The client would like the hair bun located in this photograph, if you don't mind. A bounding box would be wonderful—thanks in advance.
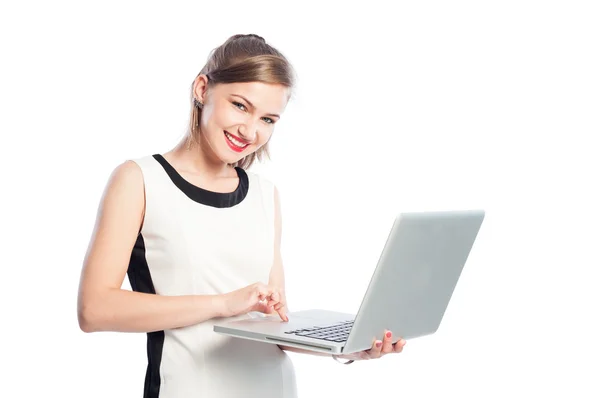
[235,33,265,42]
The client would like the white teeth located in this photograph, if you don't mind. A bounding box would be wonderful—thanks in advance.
[225,132,247,148]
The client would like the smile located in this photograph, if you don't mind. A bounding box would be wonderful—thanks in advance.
[224,131,249,152]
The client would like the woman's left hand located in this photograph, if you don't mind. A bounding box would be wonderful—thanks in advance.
[334,330,406,361]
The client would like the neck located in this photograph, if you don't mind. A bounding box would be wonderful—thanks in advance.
[171,133,234,178]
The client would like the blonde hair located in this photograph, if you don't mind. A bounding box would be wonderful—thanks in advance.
[189,34,296,169]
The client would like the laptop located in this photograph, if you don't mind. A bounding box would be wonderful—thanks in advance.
[213,209,485,355]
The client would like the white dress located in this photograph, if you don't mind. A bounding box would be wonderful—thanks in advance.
[127,154,298,398]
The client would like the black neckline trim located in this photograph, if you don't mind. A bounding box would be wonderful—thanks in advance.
[152,154,249,208]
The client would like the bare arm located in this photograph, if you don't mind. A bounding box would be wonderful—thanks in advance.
[77,161,227,333]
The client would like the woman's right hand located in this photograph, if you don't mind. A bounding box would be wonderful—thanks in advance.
[222,282,289,321]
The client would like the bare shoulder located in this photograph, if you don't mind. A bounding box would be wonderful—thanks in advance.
[80,160,146,291]
[97,159,146,233]
[97,160,146,214]
[106,160,144,193]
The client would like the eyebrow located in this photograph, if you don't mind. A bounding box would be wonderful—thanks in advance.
[231,94,281,118]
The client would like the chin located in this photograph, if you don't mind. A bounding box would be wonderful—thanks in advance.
[218,149,252,166]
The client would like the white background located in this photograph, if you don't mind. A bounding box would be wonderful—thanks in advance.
[2,1,599,397]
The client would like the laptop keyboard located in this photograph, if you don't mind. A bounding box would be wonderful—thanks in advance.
[284,320,354,343]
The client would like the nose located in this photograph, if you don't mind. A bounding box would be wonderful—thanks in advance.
[237,120,258,143]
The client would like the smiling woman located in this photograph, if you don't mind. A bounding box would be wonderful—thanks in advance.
[77,34,301,398]
[190,78,289,162]
[187,35,293,169]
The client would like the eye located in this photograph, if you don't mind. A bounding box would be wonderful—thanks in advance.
[232,101,247,111]
[233,101,275,124]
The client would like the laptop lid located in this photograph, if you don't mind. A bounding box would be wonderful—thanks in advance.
[342,209,485,354]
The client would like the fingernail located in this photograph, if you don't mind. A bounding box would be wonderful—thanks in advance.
[400,339,406,345]
[386,331,392,338]
[376,341,382,347]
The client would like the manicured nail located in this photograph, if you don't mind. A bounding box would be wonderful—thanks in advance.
[386,331,392,338]
[400,339,406,345]
[376,341,382,347]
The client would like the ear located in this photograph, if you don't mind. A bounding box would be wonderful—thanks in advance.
[193,74,209,103]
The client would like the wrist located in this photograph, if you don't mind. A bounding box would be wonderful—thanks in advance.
[213,293,230,318]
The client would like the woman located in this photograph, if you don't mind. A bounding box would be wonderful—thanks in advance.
[77,33,405,398]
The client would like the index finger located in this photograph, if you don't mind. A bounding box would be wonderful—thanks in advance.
[275,303,288,322]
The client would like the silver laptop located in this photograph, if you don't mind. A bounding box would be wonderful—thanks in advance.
[214,209,485,355]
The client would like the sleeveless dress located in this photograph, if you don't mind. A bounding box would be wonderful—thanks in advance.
[126,154,298,398]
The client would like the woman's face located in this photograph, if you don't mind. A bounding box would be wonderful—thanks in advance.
[195,77,289,165]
